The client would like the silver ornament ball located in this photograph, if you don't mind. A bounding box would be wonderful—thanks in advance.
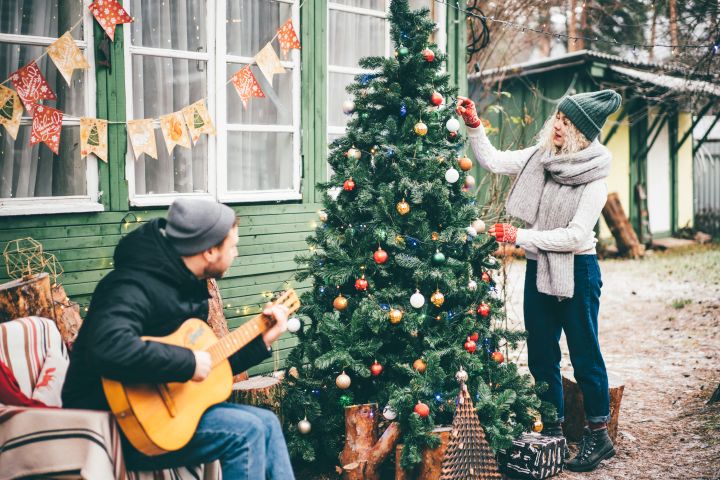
[342,100,356,115]
[287,316,301,333]
[446,117,461,133]
[298,417,312,434]
[383,405,397,420]
[468,280,478,291]
[410,290,425,309]
[445,167,460,183]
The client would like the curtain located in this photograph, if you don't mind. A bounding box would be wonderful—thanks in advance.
[0,0,85,199]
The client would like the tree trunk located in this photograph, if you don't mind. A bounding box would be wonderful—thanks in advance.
[340,403,401,480]
[232,375,284,418]
[578,2,587,50]
[51,284,83,350]
[207,278,248,382]
[602,193,643,258]
[669,0,679,54]
[649,4,658,61]
[0,273,55,324]
[395,427,452,480]
[567,0,578,52]
[562,373,625,443]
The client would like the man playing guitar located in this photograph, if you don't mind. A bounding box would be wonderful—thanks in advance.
[62,198,295,479]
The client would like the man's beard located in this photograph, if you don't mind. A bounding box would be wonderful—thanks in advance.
[203,263,228,279]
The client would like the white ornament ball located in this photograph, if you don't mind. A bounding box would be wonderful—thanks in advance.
[410,290,426,309]
[298,417,312,434]
[336,371,351,389]
[342,100,356,115]
[455,367,469,383]
[465,174,476,188]
[468,280,478,291]
[383,405,397,420]
[318,210,328,222]
[466,226,477,238]
[445,167,460,183]
[472,219,486,233]
[348,147,362,159]
[287,316,301,333]
[446,117,461,133]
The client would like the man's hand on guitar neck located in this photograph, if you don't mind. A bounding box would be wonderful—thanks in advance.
[262,302,289,350]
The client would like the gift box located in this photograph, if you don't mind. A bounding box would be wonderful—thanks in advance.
[497,432,565,479]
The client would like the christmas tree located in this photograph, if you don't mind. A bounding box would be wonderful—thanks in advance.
[87,124,100,147]
[0,96,14,120]
[282,0,549,471]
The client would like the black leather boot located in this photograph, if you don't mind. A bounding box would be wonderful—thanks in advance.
[565,427,616,472]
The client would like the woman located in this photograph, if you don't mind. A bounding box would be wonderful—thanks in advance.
[456,90,621,473]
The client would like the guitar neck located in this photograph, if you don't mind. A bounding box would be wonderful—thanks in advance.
[207,315,268,367]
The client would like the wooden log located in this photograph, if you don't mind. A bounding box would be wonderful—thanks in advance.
[0,273,55,324]
[602,192,643,258]
[51,284,83,350]
[231,375,284,419]
[340,403,401,480]
[562,373,625,443]
[395,427,452,480]
[207,278,247,382]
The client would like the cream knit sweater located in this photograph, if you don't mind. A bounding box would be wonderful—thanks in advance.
[467,125,608,260]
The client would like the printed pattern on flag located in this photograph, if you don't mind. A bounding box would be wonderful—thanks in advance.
[231,66,265,108]
[89,0,133,41]
[127,119,158,160]
[30,105,63,155]
[181,99,216,145]
[10,62,56,116]
[0,85,23,140]
[255,43,286,84]
[80,118,108,162]
[160,112,192,154]
[276,19,301,58]
[47,32,90,86]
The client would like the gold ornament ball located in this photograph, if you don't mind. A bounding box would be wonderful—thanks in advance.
[532,420,544,433]
[336,371,351,389]
[318,210,328,222]
[395,234,405,245]
[396,199,410,215]
[388,308,404,324]
[431,231,439,241]
[414,122,428,136]
[455,366,469,383]
[347,147,361,159]
[430,289,445,307]
[333,294,348,311]
[458,156,473,171]
[413,358,427,373]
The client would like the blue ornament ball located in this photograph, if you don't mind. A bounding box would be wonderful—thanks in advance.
[400,103,408,117]
[380,303,390,312]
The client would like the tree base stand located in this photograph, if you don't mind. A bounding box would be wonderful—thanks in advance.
[340,403,401,480]
[0,273,55,324]
[394,427,451,480]
[562,373,625,443]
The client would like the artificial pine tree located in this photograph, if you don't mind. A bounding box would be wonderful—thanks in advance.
[282,0,550,472]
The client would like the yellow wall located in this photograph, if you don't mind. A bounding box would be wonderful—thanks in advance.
[599,109,631,239]
[676,112,694,228]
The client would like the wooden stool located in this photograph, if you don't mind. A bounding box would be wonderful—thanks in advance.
[562,372,624,443]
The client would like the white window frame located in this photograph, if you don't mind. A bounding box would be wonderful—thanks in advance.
[124,0,302,207]
[0,3,102,217]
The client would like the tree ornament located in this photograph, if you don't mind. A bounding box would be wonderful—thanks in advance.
[347,147,361,159]
[472,219,486,233]
[287,316,301,333]
[464,174,476,188]
[318,210,328,222]
[398,46,409,57]
[444,167,460,183]
[432,250,446,265]
[343,178,356,191]
[422,48,435,62]
[342,100,355,115]
[383,405,397,420]
[355,275,369,291]
[360,112,369,121]
[399,103,407,117]
[469,332,479,342]
[430,91,443,106]
[370,360,383,376]
[396,199,410,215]
[477,302,490,317]
[336,371,351,389]
[491,351,505,363]
[468,279,478,291]
[414,122,428,136]
[414,401,430,418]
[532,419,544,433]
[333,294,348,311]
[430,289,445,307]
[410,290,425,309]
[339,394,353,407]
[458,156,473,171]
[449,131,457,139]
[373,247,388,264]
[455,366,469,383]
[413,358,427,373]
[464,337,477,353]
[298,417,312,434]
[481,272,491,283]
[431,231,439,241]
[388,308,403,324]
[446,117,461,133]
[466,226,477,238]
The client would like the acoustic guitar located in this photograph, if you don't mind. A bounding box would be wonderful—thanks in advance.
[102,289,300,456]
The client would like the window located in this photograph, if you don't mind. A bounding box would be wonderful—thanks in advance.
[124,0,301,206]
[0,0,100,216]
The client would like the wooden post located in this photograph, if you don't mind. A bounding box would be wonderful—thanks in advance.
[395,427,452,480]
[0,273,55,324]
[602,192,643,258]
[340,403,401,480]
[562,373,624,443]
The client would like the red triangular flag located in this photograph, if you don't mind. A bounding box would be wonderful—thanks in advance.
[10,62,56,116]
[231,66,265,108]
[89,0,133,41]
[276,19,301,58]
[30,105,63,155]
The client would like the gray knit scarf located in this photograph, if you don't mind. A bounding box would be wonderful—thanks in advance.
[505,140,612,299]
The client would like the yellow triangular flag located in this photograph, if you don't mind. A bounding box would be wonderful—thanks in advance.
[80,118,108,162]
[127,119,158,160]
[47,32,90,86]
[160,112,192,154]
[181,99,216,145]
[255,43,286,85]
[0,85,23,140]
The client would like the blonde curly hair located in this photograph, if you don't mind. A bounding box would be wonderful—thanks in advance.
[536,110,590,156]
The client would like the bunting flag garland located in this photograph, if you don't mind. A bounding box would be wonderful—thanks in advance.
[89,0,133,41]
[127,119,158,160]
[231,66,265,108]
[11,62,56,116]
[255,43,286,85]
[160,112,192,154]
[30,105,63,155]
[0,85,23,140]
[47,32,90,86]
[276,19,301,59]
[80,118,108,162]
[181,99,215,145]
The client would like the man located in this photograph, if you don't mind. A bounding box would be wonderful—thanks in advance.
[62,198,295,479]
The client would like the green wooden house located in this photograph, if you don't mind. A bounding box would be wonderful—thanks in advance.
[0,0,470,375]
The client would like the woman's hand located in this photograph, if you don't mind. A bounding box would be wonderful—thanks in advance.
[488,223,518,244]
[456,96,482,128]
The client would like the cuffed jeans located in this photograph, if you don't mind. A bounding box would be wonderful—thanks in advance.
[123,402,295,479]
[524,255,610,424]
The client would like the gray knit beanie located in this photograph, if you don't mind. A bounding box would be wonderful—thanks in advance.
[557,89,622,142]
[165,198,236,255]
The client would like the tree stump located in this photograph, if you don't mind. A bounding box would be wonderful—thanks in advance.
[395,427,451,480]
[51,284,83,350]
[602,192,643,258]
[231,375,284,419]
[0,273,55,324]
[207,278,247,382]
[562,373,624,443]
[340,403,401,480]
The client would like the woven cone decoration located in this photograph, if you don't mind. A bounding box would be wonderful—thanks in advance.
[440,382,502,480]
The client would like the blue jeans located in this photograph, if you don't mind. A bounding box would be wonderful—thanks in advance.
[122,402,295,479]
[524,255,610,424]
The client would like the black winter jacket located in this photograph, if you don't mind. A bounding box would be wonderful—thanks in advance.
[62,218,270,410]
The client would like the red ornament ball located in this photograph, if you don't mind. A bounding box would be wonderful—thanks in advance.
[343,178,355,191]
[449,131,457,139]
[370,360,383,376]
[414,402,430,418]
[373,247,388,264]
[481,272,491,283]
[491,351,505,364]
[355,276,368,291]
[422,48,435,62]
[477,303,490,317]
[464,337,477,353]
[430,91,443,106]
[469,332,479,342]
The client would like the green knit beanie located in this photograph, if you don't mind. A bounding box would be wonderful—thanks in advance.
[557,89,622,142]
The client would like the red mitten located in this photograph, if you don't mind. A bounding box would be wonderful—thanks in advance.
[456,96,482,128]
[491,223,518,244]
